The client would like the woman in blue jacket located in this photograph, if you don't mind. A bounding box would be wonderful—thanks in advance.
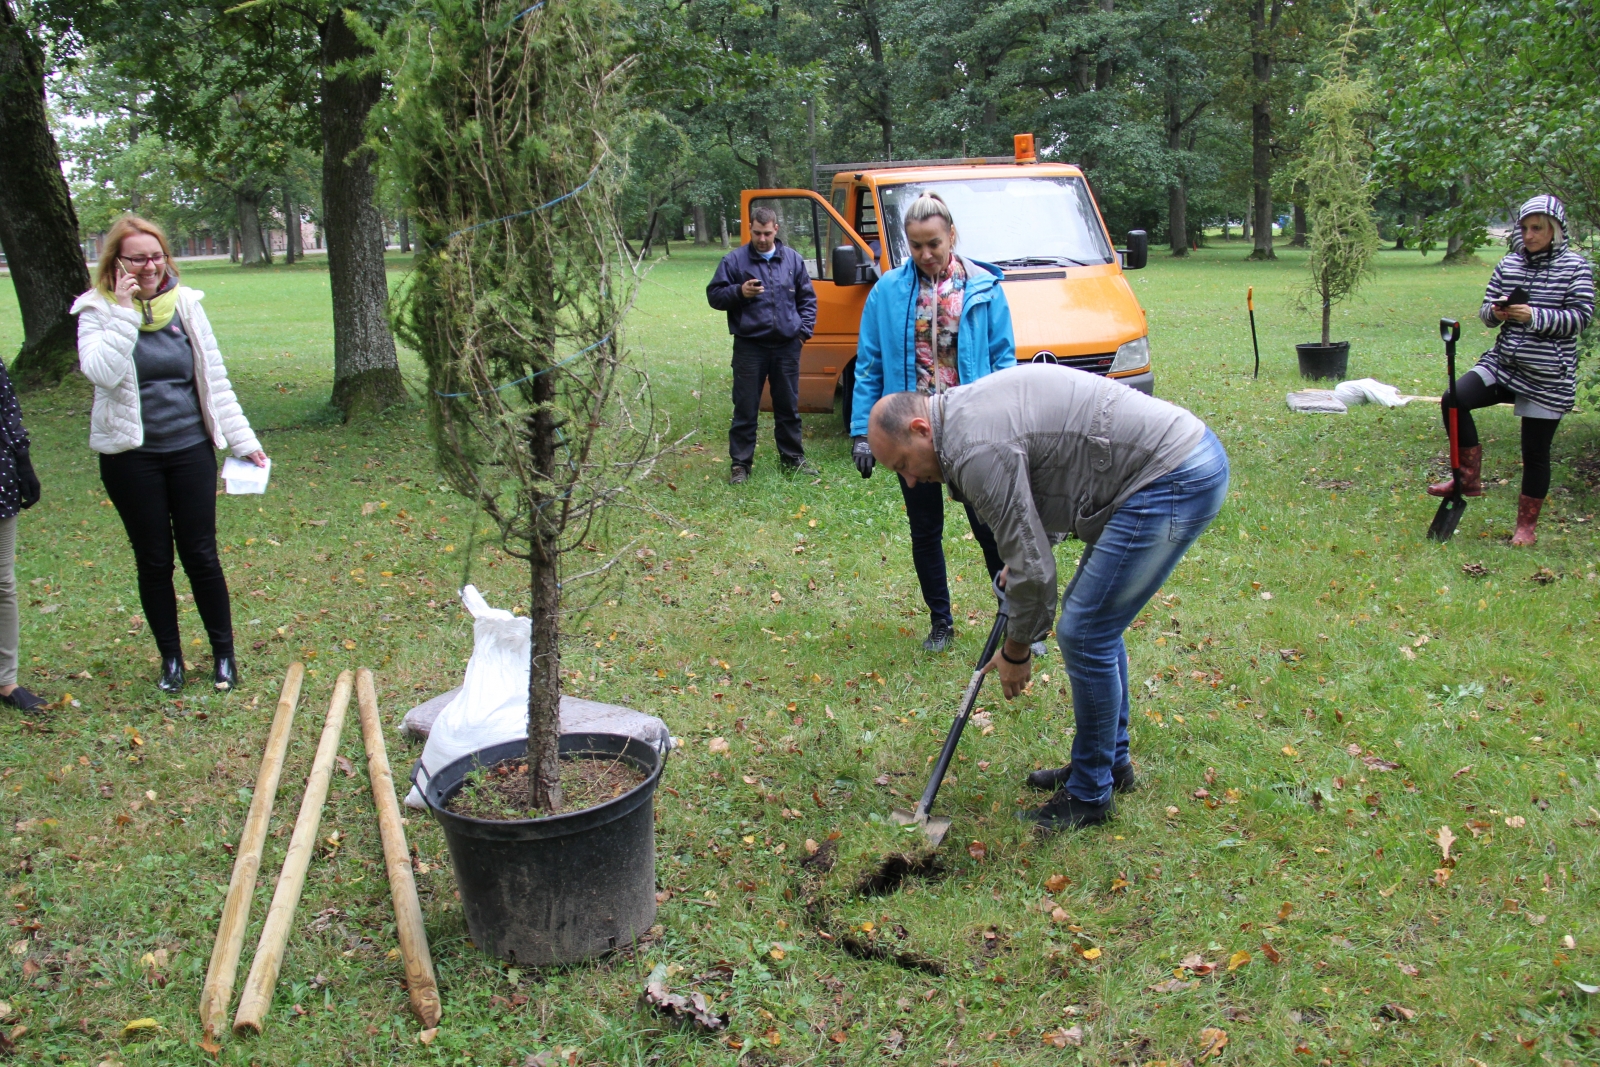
[850,192,1015,651]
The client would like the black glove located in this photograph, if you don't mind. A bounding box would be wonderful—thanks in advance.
[15,450,38,510]
[851,435,875,479]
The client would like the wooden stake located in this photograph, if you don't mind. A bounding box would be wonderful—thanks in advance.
[355,668,442,1026]
[198,662,305,1039]
[232,670,353,1035]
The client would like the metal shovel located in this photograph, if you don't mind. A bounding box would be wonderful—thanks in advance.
[1427,318,1467,542]
[890,577,1010,848]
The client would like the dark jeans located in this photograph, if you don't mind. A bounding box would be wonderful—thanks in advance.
[899,475,1004,629]
[1442,370,1560,498]
[729,335,804,469]
[101,440,234,660]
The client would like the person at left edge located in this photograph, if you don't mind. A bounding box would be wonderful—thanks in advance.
[0,358,45,711]
[706,204,818,484]
[72,214,267,694]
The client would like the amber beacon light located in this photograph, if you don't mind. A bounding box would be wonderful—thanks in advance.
[1013,133,1037,163]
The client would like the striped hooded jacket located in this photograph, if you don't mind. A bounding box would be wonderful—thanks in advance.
[1474,195,1595,415]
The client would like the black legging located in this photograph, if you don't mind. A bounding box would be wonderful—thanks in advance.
[898,475,1004,629]
[101,440,234,659]
[1440,371,1560,499]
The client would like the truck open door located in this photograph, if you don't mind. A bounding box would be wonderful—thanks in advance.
[740,189,876,417]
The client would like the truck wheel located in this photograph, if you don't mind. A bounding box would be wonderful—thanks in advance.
[838,361,856,433]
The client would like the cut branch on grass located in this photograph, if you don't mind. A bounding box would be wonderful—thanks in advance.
[386,0,660,813]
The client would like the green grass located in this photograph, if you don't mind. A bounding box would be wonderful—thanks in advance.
[2,243,1599,1066]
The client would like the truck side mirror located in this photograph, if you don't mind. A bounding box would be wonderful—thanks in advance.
[1120,230,1149,271]
[832,244,877,286]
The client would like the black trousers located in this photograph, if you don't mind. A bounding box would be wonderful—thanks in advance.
[899,475,1004,629]
[101,441,234,660]
[1441,371,1560,498]
[729,335,804,469]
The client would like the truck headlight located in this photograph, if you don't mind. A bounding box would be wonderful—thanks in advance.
[1110,335,1149,373]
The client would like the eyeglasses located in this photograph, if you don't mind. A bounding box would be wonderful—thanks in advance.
[118,254,167,268]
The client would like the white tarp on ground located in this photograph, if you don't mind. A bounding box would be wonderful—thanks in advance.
[401,585,671,808]
[1288,378,1423,414]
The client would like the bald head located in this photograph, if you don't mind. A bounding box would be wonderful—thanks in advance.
[868,392,943,486]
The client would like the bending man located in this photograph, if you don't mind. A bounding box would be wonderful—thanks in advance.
[868,365,1228,830]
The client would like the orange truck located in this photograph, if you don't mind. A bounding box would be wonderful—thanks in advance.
[741,134,1153,427]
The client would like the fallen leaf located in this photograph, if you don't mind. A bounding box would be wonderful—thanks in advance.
[1045,873,1070,893]
[199,1036,222,1055]
[883,1029,904,1052]
[1398,962,1419,977]
[1505,815,1526,829]
[1260,941,1282,964]
[1042,1026,1084,1047]
[1181,953,1216,976]
[1227,950,1251,972]
[1379,1003,1416,1022]
[1150,978,1200,993]
[121,1018,161,1039]
[418,1028,438,1045]
[1362,755,1400,771]
[1572,980,1600,995]
[770,591,783,603]
[1346,743,1363,756]
[1465,819,1492,838]
[804,838,819,855]
[335,755,355,778]
[1080,946,1102,961]
[967,841,987,861]
[361,502,378,516]
[1198,1026,1229,1058]
[1435,825,1456,864]
[1433,868,1452,887]
[1452,765,1474,779]
[1281,745,1298,757]
[641,963,728,1032]
[1278,901,1293,921]
[343,639,357,650]
[1050,906,1069,924]
[708,737,730,755]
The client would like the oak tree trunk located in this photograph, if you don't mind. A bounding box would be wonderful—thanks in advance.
[692,202,708,245]
[0,0,91,386]
[1168,181,1188,257]
[757,154,778,190]
[237,190,271,265]
[282,186,297,264]
[1248,0,1279,261]
[1291,192,1307,248]
[321,8,405,419]
[719,214,729,249]
[399,213,410,253]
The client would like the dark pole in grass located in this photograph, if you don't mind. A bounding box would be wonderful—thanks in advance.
[1248,286,1260,379]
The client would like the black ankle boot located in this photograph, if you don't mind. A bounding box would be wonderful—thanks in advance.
[1018,788,1115,832]
[213,654,240,692]
[158,656,185,693]
[1026,761,1137,794]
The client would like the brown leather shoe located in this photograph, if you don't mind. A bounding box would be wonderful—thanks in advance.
[1428,444,1483,497]
[1511,494,1543,546]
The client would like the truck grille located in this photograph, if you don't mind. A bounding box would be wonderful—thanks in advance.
[1031,351,1115,375]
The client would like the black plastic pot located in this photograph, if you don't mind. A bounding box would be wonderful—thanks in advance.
[1296,341,1350,380]
[417,732,665,966]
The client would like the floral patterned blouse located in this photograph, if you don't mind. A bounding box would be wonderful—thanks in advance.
[914,257,967,394]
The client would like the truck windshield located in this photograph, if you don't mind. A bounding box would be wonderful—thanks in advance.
[878,177,1114,269]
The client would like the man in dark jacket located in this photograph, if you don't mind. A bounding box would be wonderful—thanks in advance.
[706,206,818,483]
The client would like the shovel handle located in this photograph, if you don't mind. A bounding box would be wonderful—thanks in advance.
[1441,318,1462,472]
[912,605,1010,822]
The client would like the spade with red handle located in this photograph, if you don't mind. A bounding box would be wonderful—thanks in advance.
[1427,318,1466,542]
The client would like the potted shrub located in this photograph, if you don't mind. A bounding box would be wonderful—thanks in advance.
[387,0,665,965]
[1296,32,1380,380]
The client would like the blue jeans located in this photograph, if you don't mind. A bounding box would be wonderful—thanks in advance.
[1057,429,1229,804]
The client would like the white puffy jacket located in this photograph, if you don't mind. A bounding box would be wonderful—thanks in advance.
[72,286,262,457]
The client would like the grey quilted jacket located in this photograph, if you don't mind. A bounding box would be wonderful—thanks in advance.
[930,364,1206,643]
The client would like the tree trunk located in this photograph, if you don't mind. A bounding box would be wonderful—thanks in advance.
[321,8,405,419]
[757,154,778,189]
[282,186,296,265]
[526,372,564,814]
[692,202,708,246]
[1248,0,1279,261]
[399,213,410,253]
[0,0,91,386]
[1291,194,1307,248]
[237,190,271,265]
[1095,0,1114,90]
[229,230,238,262]
[1168,181,1188,257]
[1321,293,1331,346]
[1242,193,1252,241]
[719,213,729,249]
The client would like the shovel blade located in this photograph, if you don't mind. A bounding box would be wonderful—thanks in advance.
[889,808,952,848]
[1427,494,1467,542]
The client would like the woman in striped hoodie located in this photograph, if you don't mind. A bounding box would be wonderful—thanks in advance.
[1428,195,1595,545]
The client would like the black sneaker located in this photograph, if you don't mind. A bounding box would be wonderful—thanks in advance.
[729,466,750,485]
[922,622,955,652]
[1019,788,1115,832]
[1026,761,1137,794]
[0,685,46,711]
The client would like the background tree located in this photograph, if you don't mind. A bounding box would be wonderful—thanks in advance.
[0,0,90,385]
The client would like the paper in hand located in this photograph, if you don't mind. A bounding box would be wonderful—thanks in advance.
[222,456,271,495]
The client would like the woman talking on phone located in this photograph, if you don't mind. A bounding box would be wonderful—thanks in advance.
[72,216,267,692]
[1428,195,1594,546]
